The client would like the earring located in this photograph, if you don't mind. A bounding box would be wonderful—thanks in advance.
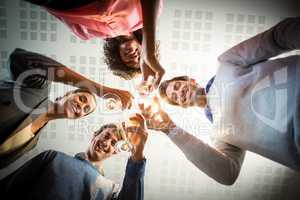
[190,78,196,85]
[55,96,62,102]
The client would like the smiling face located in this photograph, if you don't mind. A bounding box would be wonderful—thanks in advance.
[165,80,198,107]
[62,91,96,119]
[118,36,141,69]
[88,126,122,162]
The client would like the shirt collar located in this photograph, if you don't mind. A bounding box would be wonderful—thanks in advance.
[74,152,105,176]
[204,76,215,123]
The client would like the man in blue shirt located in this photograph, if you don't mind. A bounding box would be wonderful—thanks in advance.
[0,113,147,200]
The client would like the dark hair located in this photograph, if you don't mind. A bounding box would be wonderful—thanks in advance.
[94,123,117,137]
[159,76,191,106]
[103,29,160,80]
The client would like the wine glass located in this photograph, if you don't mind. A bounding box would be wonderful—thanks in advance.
[135,76,155,97]
[114,125,133,153]
[114,140,133,153]
[102,93,122,112]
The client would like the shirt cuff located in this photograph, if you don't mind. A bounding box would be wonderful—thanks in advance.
[126,158,146,177]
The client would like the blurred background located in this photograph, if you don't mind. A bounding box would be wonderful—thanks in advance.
[0,0,300,199]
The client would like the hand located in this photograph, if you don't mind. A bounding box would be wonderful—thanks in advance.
[122,113,148,161]
[140,50,165,89]
[138,97,176,134]
[106,89,134,110]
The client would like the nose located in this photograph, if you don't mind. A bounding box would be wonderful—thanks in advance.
[103,140,113,150]
[180,87,188,104]
[103,141,109,148]
[126,48,134,55]
[75,98,87,115]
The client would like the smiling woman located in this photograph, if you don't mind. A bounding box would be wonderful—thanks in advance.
[54,89,97,119]
[24,0,165,86]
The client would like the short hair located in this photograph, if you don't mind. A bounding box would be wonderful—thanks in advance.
[94,123,118,137]
[103,29,160,80]
[158,76,191,106]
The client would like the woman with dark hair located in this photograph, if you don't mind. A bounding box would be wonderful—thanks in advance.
[25,0,165,86]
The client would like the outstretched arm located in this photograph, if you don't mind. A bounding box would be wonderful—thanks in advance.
[9,48,133,109]
[165,126,245,185]
[218,17,300,67]
[115,113,148,200]
[115,158,146,200]
[140,0,165,88]
[139,101,245,185]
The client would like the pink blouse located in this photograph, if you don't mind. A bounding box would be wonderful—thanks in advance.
[46,0,162,40]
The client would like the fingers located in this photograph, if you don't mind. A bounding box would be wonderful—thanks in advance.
[128,116,140,124]
[121,98,132,110]
[153,70,165,89]
[153,96,160,107]
[117,90,134,110]
[138,103,152,119]
[141,63,149,82]
[126,127,148,144]
[121,122,126,133]
[133,113,145,121]
[138,103,145,111]
[128,92,134,99]
[127,100,132,109]
[145,105,152,113]
[129,114,145,129]
[126,126,139,134]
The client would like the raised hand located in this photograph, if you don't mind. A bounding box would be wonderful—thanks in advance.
[122,113,148,161]
[138,97,175,133]
[140,54,165,89]
[104,89,134,110]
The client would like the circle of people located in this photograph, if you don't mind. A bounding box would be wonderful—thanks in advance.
[1,1,299,199]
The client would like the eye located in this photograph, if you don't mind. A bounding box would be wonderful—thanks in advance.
[182,85,188,93]
[83,105,91,113]
[79,95,87,103]
[174,82,181,90]
[111,140,117,146]
[104,133,111,140]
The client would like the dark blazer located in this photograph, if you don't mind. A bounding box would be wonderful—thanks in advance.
[0,48,63,168]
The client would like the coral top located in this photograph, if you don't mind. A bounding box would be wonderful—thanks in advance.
[46,0,162,40]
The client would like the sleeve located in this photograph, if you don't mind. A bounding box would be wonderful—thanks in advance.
[24,0,94,10]
[218,17,300,68]
[114,158,146,200]
[9,48,64,89]
[0,150,57,196]
[168,127,245,185]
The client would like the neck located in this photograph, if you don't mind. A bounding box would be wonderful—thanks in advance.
[31,112,50,134]
[85,150,104,173]
[46,103,66,120]
[195,87,207,108]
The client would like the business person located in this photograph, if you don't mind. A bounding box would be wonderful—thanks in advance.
[0,48,130,167]
[25,0,165,86]
[0,114,148,200]
[140,17,300,185]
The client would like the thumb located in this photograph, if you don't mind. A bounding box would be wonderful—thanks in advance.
[153,96,161,107]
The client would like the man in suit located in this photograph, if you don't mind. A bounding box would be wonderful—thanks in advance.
[0,114,148,200]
